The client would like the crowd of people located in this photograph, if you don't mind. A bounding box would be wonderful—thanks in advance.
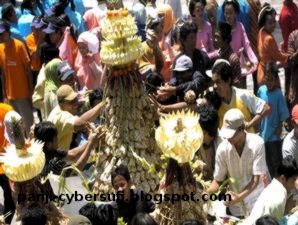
[0,0,297,224]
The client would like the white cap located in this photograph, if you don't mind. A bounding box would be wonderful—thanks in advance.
[220,108,244,139]
[173,55,193,72]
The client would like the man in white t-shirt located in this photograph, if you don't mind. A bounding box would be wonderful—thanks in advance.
[282,105,298,164]
[206,108,269,217]
[240,157,298,225]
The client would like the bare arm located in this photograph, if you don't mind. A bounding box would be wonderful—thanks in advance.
[245,103,270,130]
[74,101,104,130]
[64,142,88,162]
[74,133,98,170]
[206,179,221,194]
[226,175,260,206]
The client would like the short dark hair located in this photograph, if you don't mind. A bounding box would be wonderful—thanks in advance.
[79,203,117,225]
[89,89,103,107]
[256,215,279,225]
[276,156,298,180]
[21,204,47,225]
[179,21,197,42]
[144,71,163,94]
[131,213,158,225]
[197,103,219,137]
[181,220,205,225]
[189,0,207,17]
[211,61,233,83]
[222,0,240,14]
[216,21,232,43]
[34,121,58,144]
[40,42,60,65]
[1,3,15,22]
[111,164,131,186]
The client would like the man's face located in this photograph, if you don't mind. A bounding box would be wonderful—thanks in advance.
[212,73,230,99]
[176,70,192,83]
[182,32,196,52]
[283,176,298,192]
[227,127,243,146]
[214,31,223,49]
[113,175,131,202]
[202,129,214,148]
[61,98,78,115]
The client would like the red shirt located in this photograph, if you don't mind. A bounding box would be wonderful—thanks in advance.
[279,0,298,52]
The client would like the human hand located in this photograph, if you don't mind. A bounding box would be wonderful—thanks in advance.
[224,191,241,206]
[158,84,177,96]
[184,90,196,104]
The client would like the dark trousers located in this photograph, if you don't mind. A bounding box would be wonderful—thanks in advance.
[265,140,283,179]
[0,174,15,224]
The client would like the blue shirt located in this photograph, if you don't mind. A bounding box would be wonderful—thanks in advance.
[8,22,25,42]
[42,0,85,16]
[65,7,86,34]
[258,85,289,142]
[18,9,34,39]
[217,0,250,33]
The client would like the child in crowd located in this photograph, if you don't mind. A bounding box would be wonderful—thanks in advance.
[79,203,117,225]
[258,61,290,178]
[34,121,100,175]
[110,164,156,225]
[21,204,47,225]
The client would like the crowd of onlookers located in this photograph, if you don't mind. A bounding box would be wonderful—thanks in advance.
[0,0,298,224]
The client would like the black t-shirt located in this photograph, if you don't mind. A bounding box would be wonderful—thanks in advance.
[111,189,156,225]
[41,149,70,177]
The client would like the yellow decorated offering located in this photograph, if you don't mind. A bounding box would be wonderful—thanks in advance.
[155,110,204,164]
[100,8,144,66]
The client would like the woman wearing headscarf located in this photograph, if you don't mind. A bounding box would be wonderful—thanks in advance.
[74,31,104,90]
[44,58,62,119]
[157,4,176,83]
[83,8,99,32]
[222,0,258,88]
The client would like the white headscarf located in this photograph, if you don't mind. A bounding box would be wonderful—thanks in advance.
[77,32,99,54]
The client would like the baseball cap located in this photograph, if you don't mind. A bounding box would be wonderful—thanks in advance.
[220,108,245,139]
[173,55,193,72]
[57,61,75,81]
[43,22,60,34]
[292,105,298,124]
[57,85,78,103]
[0,20,9,33]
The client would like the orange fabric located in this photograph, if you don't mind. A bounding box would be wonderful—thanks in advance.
[0,39,31,100]
[70,35,78,65]
[0,103,13,174]
[26,32,41,71]
[257,28,289,85]
[157,4,176,35]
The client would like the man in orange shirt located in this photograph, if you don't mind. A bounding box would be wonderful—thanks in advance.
[0,21,33,135]
[0,103,15,224]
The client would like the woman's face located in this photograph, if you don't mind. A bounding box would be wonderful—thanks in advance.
[78,42,89,57]
[224,4,237,26]
[264,14,276,33]
[194,2,205,21]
